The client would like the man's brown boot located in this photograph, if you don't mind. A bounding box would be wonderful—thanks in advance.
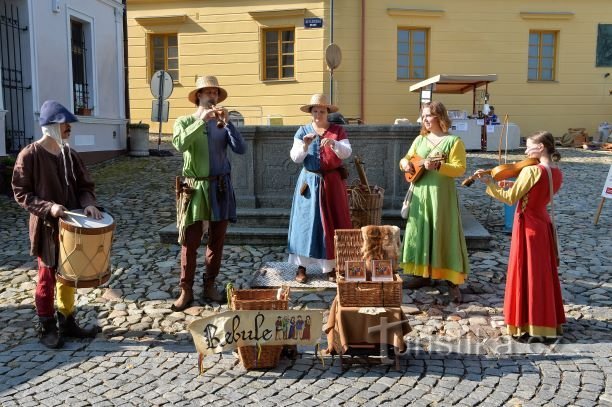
[171,287,194,311]
[203,279,226,303]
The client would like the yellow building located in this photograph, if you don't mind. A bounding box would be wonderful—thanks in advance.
[127,0,612,139]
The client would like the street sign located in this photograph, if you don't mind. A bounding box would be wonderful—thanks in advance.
[325,43,342,71]
[304,17,323,28]
[150,70,173,100]
[151,100,170,122]
[149,70,174,152]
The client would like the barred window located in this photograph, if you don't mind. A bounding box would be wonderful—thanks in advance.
[71,20,92,115]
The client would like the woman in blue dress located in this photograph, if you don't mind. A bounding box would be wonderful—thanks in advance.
[287,94,352,283]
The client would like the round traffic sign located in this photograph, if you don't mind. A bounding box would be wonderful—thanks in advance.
[325,43,342,71]
[150,70,174,99]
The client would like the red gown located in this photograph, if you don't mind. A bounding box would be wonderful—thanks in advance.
[487,164,565,337]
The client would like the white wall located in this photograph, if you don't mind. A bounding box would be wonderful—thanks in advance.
[28,0,127,153]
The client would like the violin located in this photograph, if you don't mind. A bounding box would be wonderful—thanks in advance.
[461,158,539,187]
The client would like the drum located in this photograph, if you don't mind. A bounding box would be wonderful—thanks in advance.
[57,209,115,288]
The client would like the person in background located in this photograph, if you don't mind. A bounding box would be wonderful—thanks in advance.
[171,75,246,311]
[474,131,565,341]
[287,94,352,283]
[485,106,498,125]
[12,100,101,348]
[398,101,469,303]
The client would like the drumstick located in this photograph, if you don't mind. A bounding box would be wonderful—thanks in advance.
[64,210,88,218]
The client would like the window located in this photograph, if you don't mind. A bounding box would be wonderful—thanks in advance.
[528,31,557,81]
[228,111,244,127]
[397,28,428,80]
[71,19,92,115]
[263,28,294,80]
[150,34,178,81]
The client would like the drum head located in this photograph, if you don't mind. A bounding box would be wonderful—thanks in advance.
[62,209,114,229]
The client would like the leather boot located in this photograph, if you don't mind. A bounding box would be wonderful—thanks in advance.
[202,278,225,303]
[448,283,462,304]
[327,269,337,283]
[57,311,98,339]
[403,276,432,289]
[171,287,194,312]
[37,316,63,349]
[171,262,196,312]
[295,266,308,283]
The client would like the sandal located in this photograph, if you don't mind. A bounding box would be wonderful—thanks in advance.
[295,266,308,283]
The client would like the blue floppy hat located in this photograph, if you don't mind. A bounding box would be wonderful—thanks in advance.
[39,100,78,126]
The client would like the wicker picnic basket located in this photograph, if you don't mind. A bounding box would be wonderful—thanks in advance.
[334,229,402,307]
[229,287,289,370]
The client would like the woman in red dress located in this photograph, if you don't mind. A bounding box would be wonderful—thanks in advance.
[475,131,565,340]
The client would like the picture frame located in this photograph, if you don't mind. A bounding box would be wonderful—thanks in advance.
[345,260,367,282]
[371,259,394,281]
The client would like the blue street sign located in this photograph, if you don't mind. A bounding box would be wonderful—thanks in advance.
[304,17,323,28]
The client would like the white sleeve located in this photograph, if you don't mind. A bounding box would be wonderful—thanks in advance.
[290,138,308,163]
[331,138,352,160]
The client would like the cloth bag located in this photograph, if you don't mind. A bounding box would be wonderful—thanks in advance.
[400,183,414,219]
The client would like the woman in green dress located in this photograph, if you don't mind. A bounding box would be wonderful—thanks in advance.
[398,101,469,302]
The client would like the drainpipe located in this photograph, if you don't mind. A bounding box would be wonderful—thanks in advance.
[329,0,334,103]
[360,0,365,123]
[122,0,130,123]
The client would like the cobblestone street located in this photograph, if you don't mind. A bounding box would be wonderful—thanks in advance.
[0,142,610,406]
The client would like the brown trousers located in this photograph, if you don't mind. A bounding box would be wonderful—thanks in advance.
[179,220,229,289]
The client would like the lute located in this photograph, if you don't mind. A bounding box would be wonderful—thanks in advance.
[404,155,446,183]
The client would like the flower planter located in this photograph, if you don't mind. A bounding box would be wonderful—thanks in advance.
[128,123,150,157]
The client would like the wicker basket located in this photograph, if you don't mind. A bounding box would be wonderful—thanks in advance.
[347,186,384,228]
[336,274,403,307]
[334,229,402,307]
[230,287,289,370]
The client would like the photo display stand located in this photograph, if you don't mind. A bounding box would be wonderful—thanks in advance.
[594,164,612,225]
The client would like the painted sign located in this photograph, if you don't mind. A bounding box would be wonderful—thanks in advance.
[304,17,323,28]
[602,164,612,199]
[188,310,323,357]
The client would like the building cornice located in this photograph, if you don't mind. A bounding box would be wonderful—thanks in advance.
[134,14,187,26]
[248,8,306,19]
[519,11,574,20]
[387,8,444,18]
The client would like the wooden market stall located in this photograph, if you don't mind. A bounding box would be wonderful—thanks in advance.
[409,74,521,151]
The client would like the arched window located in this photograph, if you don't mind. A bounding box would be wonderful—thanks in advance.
[228,111,245,127]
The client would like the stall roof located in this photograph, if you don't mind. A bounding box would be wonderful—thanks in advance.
[409,74,497,94]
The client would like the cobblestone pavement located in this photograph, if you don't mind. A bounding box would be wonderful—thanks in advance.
[0,141,610,406]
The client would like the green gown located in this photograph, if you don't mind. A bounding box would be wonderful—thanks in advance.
[399,134,469,284]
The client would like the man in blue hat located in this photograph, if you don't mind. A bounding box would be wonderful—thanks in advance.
[12,100,101,348]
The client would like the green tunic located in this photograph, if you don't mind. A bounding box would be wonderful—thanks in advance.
[172,115,245,229]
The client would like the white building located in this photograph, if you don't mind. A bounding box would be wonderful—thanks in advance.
[0,0,127,162]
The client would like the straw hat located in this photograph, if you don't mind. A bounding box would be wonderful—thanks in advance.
[300,93,338,113]
[187,75,228,105]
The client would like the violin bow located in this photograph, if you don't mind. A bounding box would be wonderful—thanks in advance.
[497,114,509,164]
